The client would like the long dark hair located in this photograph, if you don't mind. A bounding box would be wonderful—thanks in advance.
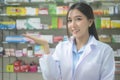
[66,2,99,40]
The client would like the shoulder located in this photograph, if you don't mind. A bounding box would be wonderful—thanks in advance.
[97,40,113,51]
[91,39,114,61]
[89,35,113,52]
[95,40,114,59]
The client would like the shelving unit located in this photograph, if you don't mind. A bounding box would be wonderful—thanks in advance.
[0,1,69,80]
[97,28,120,50]
[0,0,120,80]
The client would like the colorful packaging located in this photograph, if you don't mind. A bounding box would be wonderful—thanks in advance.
[6,64,14,72]
[29,62,37,72]
[20,63,30,72]
[6,7,26,16]
[5,35,27,43]
[34,45,44,57]
[48,4,56,15]
[13,59,22,72]
[101,17,111,28]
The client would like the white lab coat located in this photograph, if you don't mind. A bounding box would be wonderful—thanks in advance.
[39,36,115,80]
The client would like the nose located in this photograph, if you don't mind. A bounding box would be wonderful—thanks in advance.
[70,20,76,28]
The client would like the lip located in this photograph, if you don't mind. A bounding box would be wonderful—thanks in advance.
[72,29,80,34]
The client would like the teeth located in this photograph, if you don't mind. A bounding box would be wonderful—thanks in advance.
[73,29,79,32]
[72,30,79,33]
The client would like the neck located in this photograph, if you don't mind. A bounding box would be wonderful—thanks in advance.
[75,34,90,51]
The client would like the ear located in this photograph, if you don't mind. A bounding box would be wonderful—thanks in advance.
[88,19,94,27]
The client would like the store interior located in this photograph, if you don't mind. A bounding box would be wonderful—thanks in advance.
[0,0,120,80]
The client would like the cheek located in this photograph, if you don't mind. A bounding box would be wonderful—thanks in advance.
[78,22,89,29]
[67,24,72,31]
[68,27,72,33]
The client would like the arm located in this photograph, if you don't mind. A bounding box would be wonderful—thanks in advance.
[23,34,62,80]
[23,34,50,54]
[101,47,115,80]
[39,42,63,80]
[39,55,61,80]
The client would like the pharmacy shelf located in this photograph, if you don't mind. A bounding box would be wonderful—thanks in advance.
[95,14,120,17]
[97,28,120,35]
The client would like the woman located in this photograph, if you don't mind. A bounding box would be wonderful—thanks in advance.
[23,2,115,80]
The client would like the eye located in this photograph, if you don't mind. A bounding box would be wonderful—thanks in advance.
[76,17,82,21]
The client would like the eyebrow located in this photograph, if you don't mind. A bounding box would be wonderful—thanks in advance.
[68,15,82,19]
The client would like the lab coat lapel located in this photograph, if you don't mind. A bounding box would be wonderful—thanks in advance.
[75,45,92,70]
[61,41,73,80]
[74,36,97,74]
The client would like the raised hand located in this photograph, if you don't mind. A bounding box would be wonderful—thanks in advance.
[23,34,50,54]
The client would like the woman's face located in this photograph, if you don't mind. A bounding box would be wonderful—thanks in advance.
[67,9,93,39]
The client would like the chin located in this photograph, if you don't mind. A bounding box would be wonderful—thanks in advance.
[73,34,82,39]
[73,35,78,38]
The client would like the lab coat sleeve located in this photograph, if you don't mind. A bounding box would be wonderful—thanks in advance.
[101,47,115,80]
[39,42,63,80]
[39,54,61,80]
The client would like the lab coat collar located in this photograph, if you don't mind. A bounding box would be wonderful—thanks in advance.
[67,35,98,76]
[66,35,98,63]
[79,37,98,74]
[68,35,98,47]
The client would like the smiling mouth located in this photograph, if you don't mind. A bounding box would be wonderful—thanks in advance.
[72,29,80,34]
